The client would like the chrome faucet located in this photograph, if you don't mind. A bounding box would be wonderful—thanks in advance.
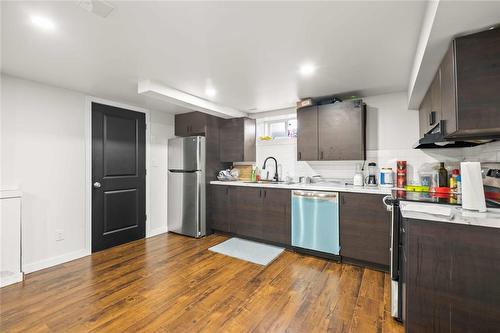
[262,157,279,182]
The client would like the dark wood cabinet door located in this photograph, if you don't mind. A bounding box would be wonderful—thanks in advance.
[219,118,256,162]
[419,90,432,137]
[208,185,231,233]
[404,219,452,333]
[448,224,500,332]
[430,70,441,127]
[297,106,318,161]
[261,188,291,245]
[339,193,390,267]
[174,113,191,137]
[174,112,207,136]
[242,118,256,162]
[404,219,500,333]
[233,187,263,239]
[189,112,207,135]
[440,44,457,136]
[318,101,365,161]
[220,118,243,162]
[455,28,500,137]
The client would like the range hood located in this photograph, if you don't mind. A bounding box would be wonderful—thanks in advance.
[413,121,494,149]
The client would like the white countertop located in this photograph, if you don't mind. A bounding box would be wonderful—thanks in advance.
[400,201,500,229]
[210,180,392,195]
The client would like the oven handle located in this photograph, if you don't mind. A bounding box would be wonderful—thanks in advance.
[292,190,337,199]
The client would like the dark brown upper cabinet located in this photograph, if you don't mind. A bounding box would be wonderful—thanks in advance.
[174,111,209,136]
[297,106,319,161]
[418,90,432,138]
[219,117,256,162]
[418,71,441,137]
[297,101,366,161]
[318,101,366,161]
[419,28,500,140]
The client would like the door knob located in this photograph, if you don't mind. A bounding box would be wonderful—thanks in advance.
[93,182,102,188]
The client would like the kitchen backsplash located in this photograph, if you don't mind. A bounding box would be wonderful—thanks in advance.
[255,139,500,183]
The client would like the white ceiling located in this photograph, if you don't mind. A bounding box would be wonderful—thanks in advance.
[1,1,427,114]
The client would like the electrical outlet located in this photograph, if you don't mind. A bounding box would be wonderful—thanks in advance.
[55,229,64,241]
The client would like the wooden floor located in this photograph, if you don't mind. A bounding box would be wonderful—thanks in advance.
[1,233,403,333]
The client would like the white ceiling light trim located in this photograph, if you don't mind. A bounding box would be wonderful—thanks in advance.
[205,87,217,98]
[299,62,316,77]
[138,80,247,118]
[30,15,56,32]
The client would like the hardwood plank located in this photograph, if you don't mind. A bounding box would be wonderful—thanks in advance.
[0,233,402,333]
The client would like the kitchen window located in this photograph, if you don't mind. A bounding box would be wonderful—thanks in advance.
[257,117,297,139]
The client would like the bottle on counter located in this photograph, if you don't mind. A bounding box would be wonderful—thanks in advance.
[449,169,460,191]
[438,162,448,187]
[380,168,394,188]
[255,166,261,181]
[456,175,462,193]
[251,165,257,182]
[397,161,407,188]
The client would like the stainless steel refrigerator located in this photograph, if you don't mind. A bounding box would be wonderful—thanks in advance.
[167,136,206,238]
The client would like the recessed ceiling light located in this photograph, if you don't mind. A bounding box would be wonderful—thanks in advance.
[299,63,316,76]
[205,87,217,97]
[30,15,56,32]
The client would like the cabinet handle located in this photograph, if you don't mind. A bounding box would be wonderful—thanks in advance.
[320,151,324,160]
[264,190,267,198]
[259,189,262,197]
[298,152,302,160]
[187,125,190,133]
[429,112,436,126]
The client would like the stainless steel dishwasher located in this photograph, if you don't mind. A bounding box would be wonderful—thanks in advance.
[291,190,340,255]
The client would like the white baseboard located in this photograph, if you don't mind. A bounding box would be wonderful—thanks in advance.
[23,248,90,274]
[0,272,23,288]
[147,226,168,238]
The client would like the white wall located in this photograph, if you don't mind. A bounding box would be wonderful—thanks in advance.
[252,91,500,183]
[149,109,174,237]
[1,74,174,272]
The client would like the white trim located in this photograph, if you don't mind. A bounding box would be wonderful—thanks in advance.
[23,249,89,274]
[84,96,152,253]
[147,227,168,238]
[0,272,24,288]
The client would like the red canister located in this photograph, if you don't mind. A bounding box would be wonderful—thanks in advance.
[397,160,407,188]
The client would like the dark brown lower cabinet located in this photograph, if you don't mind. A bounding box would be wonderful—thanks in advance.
[208,185,231,233]
[260,188,291,245]
[339,193,391,269]
[403,218,500,333]
[233,187,265,240]
[208,185,291,246]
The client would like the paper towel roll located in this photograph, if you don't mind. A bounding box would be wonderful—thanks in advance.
[461,162,487,212]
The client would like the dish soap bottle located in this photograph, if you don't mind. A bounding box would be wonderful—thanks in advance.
[438,162,448,187]
[251,165,257,182]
